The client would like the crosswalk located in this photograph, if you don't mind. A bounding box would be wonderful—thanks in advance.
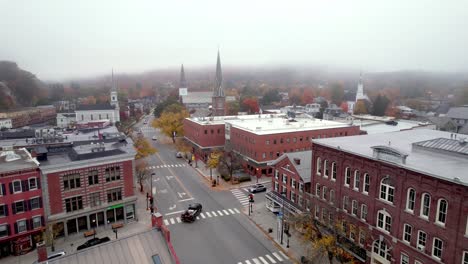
[237,251,289,264]
[163,208,241,226]
[231,189,250,207]
[146,164,187,170]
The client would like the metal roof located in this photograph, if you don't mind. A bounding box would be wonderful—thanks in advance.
[413,137,468,156]
[446,106,468,119]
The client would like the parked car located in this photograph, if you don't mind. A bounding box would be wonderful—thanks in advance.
[77,237,110,251]
[248,184,267,193]
[175,152,183,158]
[32,250,66,264]
[181,203,203,223]
[152,136,157,141]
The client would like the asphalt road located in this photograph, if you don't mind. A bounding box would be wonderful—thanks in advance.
[134,116,292,264]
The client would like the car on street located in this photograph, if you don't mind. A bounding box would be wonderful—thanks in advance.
[152,136,157,141]
[175,152,183,158]
[32,250,66,263]
[181,203,203,223]
[77,237,111,251]
[248,184,267,193]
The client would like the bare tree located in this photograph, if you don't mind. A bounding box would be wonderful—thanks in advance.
[136,159,150,192]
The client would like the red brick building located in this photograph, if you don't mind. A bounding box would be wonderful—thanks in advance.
[39,138,137,237]
[310,129,468,264]
[0,148,44,258]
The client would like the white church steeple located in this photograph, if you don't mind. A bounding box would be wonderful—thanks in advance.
[110,69,119,109]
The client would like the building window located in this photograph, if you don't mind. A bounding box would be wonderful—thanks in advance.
[379,177,394,204]
[315,183,321,197]
[13,180,22,193]
[266,140,270,145]
[291,179,296,189]
[406,188,416,213]
[329,189,335,204]
[0,225,8,238]
[274,170,279,180]
[273,139,277,144]
[262,153,266,159]
[359,231,365,246]
[0,204,7,217]
[293,137,297,143]
[89,192,101,207]
[417,230,427,251]
[32,216,42,229]
[107,188,122,203]
[331,162,337,181]
[30,197,41,210]
[88,170,99,185]
[315,205,320,219]
[17,220,27,233]
[353,170,360,191]
[28,178,38,190]
[344,167,351,187]
[401,253,409,264]
[299,183,304,193]
[363,173,369,194]
[343,196,349,212]
[373,240,391,261]
[322,186,327,200]
[204,130,207,134]
[420,193,431,219]
[351,200,358,216]
[13,201,25,214]
[403,224,412,244]
[63,173,81,190]
[65,196,83,212]
[282,174,287,184]
[377,210,392,233]
[436,199,448,225]
[323,160,329,178]
[274,182,279,192]
[105,166,121,182]
[432,237,443,260]
[463,251,468,264]
[361,204,367,221]
[316,157,322,175]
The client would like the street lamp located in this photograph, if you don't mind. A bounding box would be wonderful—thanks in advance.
[280,191,286,245]
[150,173,155,212]
[92,219,96,239]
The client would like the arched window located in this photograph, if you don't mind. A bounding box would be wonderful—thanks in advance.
[331,162,337,181]
[379,177,394,204]
[344,167,351,187]
[363,173,370,194]
[316,157,322,175]
[420,193,431,218]
[436,199,448,225]
[406,188,416,212]
[353,170,360,190]
[377,210,392,233]
[323,160,329,178]
[373,239,391,261]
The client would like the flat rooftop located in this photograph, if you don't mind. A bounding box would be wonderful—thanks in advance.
[0,148,39,173]
[314,129,468,186]
[352,119,434,134]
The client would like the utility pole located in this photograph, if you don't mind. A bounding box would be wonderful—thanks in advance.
[280,191,286,245]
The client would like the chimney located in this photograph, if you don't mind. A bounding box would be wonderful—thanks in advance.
[293,158,301,165]
[37,241,47,263]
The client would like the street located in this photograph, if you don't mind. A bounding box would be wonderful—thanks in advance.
[136,116,292,264]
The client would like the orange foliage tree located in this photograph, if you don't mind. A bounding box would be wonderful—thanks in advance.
[242,97,259,114]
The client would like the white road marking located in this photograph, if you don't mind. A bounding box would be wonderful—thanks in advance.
[206,212,212,217]
[272,252,283,261]
[222,209,229,215]
[228,209,235,214]
[234,208,241,213]
[258,256,268,264]
[178,198,195,202]
[265,255,276,263]
[243,188,249,192]
[279,251,288,259]
[200,213,206,219]
[170,218,175,225]
[217,210,223,216]
[238,197,249,202]
[252,258,261,264]
[245,261,252,264]
[211,211,217,217]
[196,216,200,220]
[176,217,181,223]
[163,219,169,226]
[169,204,176,210]
[165,210,184,216]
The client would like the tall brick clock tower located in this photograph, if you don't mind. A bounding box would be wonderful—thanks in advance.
[212,50,225,116]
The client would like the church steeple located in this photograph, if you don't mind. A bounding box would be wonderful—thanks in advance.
[110,69,119,109]
[213,50,224,97]
[180,64,187,89]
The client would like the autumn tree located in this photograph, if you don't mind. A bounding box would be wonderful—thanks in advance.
[175,138,192,156]
[302,89,315,104]
[133,134,157,160]
[261,89,281,105]
[135,159,150,192]
[217,142,243,180]
[44,223,63,252]
[153,95,180,117]
[353,99,368,115]
[330,83,344,105]
[340,102,349,113]
[226,101,240,115]
[206,150,222,181]
[241,97,260,114]
[152,106,189,139]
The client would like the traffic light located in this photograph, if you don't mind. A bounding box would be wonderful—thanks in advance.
[149,197,154,205]
[249,194,254,203]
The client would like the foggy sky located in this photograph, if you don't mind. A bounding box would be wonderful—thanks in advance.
[1,0,467,80]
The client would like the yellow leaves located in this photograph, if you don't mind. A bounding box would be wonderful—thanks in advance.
[207,151,222,169]
[175,138,192,153]
[134,135,157,159]
[152,108,189,138]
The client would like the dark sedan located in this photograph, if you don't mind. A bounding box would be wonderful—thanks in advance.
[77,237,110,251]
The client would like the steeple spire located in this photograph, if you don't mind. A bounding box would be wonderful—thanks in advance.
[180,64,187,88]
[111,68,116,91]
[214,50,224,97]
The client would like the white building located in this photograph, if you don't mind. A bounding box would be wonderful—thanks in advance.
[56,113,76,128]
[347,73,370,114]
[0,118,12,129]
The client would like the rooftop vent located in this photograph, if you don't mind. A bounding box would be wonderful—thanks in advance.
[293,158,301,165]
[1,151,21,162]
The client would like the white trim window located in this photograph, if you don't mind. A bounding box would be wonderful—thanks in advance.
[329,189,335,205]
[463,251,468,264]
[331,162,337,181]
[373,240,391,261]
[291,179,296,189]
[13,180,22,193]
[315,183,321,197]
[315,205,320,219]
[436,199,448,226]
[361,204,367,221]
[344,167,351,187]
[351,200,358,216]
[353,170,360,191]
[299,182,304,193]
[343,196,349,212]
[274,170,279,181]
[0,224,8,238]
[358,230,365,246]
[420,193,431,219]
[403,224,412,244]
[363,173,370,194]
[406,188,416,213]
[379,177,394,204]
[274,182,279,192]
[401,253,409,264]
[324,160,329,178]
[17,220,27,233]
[316,157,322,175]
[32,216,42,229]
[377,210,392,233]
[322,186,327,200]
[28,178,38,190]
[417,230,427,251]
[432,237,443,260]
[282,174,287,184]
